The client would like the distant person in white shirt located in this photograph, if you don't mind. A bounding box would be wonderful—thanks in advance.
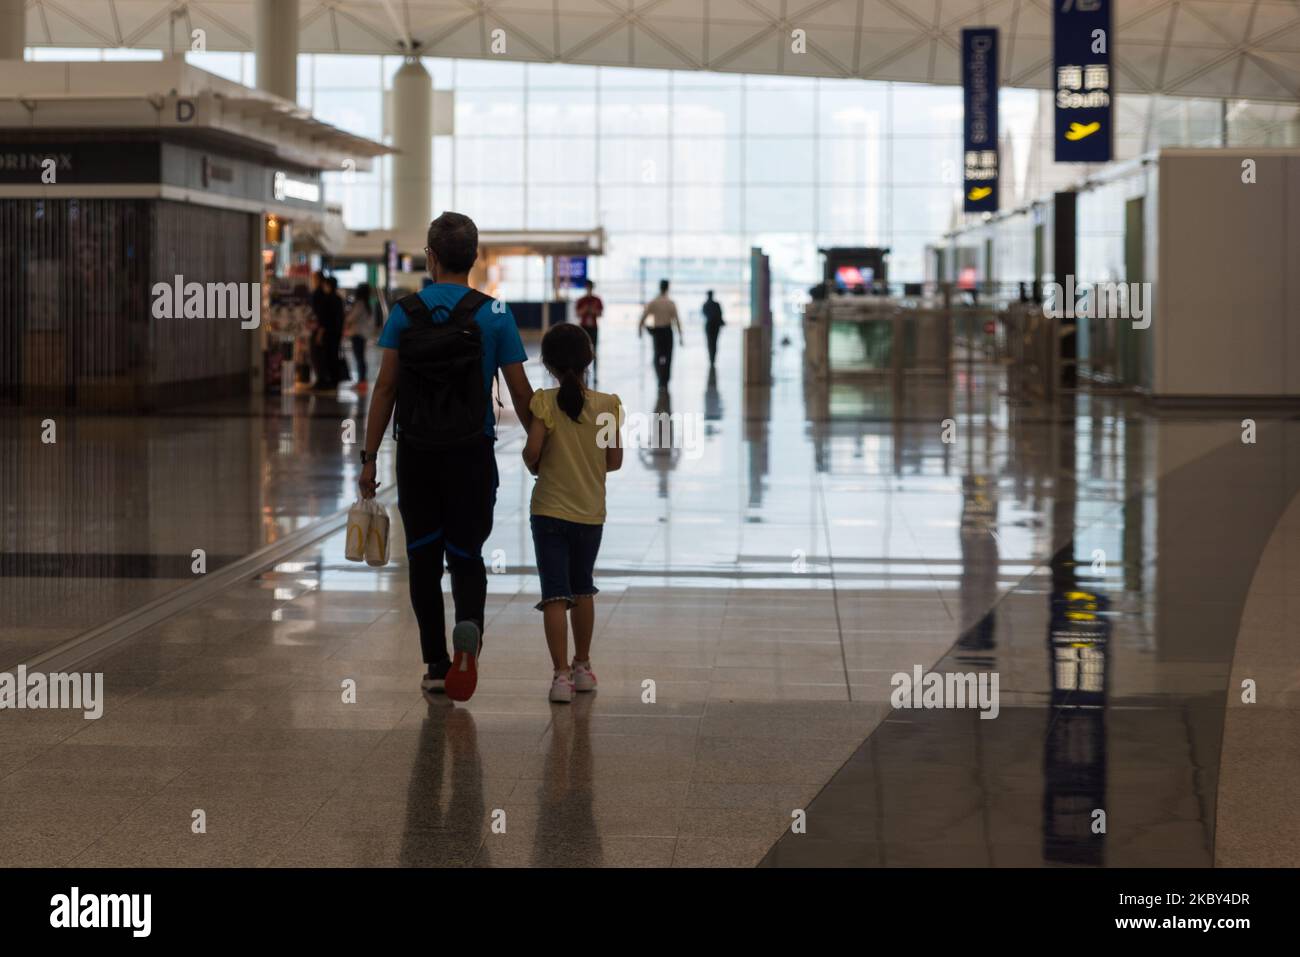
[638,278,683,388]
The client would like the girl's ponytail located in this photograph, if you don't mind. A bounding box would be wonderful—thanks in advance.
[540,323,595,423]
[557,368,585,422]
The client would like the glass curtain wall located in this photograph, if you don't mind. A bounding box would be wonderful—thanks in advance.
[173,50,1299,326]
[187,53,966,323]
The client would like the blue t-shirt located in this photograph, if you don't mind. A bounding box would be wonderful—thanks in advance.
[379,284,528,437]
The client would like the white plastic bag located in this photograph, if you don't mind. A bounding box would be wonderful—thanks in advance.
[364,499,390,567]
[345,499,371,562]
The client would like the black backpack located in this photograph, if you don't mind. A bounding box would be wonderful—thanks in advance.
[394,288,493,449]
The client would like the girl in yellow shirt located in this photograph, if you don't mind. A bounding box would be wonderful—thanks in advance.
[522,323,624,703]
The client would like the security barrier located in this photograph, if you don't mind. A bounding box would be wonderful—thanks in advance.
[1004,302,1060,402]
[804,298,953,383]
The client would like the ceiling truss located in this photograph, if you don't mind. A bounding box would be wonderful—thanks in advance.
[18,0,1300,102]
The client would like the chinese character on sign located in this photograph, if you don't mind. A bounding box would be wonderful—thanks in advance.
[1057,65,1082,90]
[964,150,980,169]
[1083,64,1109,90]
[980,150,997,168]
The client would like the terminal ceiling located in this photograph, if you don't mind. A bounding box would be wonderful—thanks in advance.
[19,1,1300,102]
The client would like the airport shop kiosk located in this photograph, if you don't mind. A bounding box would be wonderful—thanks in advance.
[0,59,388,410]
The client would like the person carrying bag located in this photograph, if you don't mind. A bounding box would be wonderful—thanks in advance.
[354,212,536,702]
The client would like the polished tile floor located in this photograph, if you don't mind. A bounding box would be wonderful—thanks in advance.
[2,322,1297,867]
[0,358,391,668]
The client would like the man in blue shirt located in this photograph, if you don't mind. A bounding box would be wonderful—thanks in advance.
[358,212,534,701]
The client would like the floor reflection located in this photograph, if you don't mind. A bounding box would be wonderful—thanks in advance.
[5,321,1298,868]
[0,386,397,669]
[526,697,600,867]
[638,386,681,500]
[1043,585,1111,866]
[956,475,999,654]
[744,384,769,509]
[764,398,1300,867]
[704,367,723,428]
[399,700,485,867]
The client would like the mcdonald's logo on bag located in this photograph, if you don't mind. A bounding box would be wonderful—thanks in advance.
[345,501,372,563]
[365,507,390,567]
[346,524,366,559]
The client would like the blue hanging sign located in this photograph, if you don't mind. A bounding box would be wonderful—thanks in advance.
[1054,0,1113,162]
[962,28,999,214]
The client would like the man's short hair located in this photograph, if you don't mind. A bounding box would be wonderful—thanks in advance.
[585,279,595,291]
[426,212,478,274]
[659,279,670,293]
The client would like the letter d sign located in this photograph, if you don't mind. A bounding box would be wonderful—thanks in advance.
[176,98,195,123]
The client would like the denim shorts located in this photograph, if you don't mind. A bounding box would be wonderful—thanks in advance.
[530,514,603,610]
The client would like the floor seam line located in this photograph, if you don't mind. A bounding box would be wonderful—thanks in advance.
[815,469,852,703]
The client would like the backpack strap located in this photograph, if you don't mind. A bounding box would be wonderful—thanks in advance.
[392,293,430,445]
[448,288,492,328]
[448,289,505,432]
[395,292,433,326]
[397,288,491,328]
[455,290,509,429]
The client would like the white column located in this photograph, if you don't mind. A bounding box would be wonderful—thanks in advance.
[255,0,298,102]
[391,56,433,243]
[0,0,25,60]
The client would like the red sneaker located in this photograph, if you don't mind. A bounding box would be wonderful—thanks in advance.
[444,621,482,702]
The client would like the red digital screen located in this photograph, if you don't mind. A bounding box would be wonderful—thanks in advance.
[835,265,874,292]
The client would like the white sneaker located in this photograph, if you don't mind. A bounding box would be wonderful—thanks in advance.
[572,659,597,692]
[549,671,575,704]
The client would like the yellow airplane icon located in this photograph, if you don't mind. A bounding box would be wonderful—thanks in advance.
[1065,121,1101,141]
[967,186,992,201]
